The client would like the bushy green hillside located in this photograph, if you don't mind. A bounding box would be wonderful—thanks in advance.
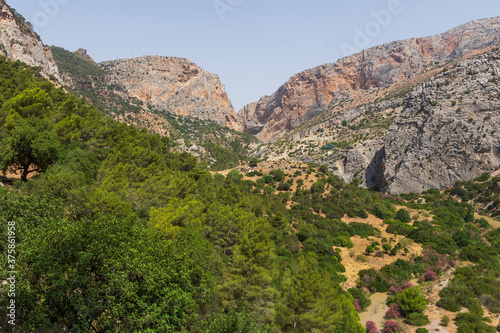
[0,57,363,332]
[0,57,498,332]
[51,46,257,171]
[50,46,105,80]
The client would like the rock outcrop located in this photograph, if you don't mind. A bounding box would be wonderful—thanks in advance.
[0,0,60,80]
[382,51,500,194]
[99,56,242,131]
[240,17,500,142]
[73,48,97,65]
[316,50,500,194]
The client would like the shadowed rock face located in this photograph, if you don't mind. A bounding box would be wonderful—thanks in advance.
[240,17,500,142]
[0,0,60,80]
[381,51,500,194]
[315,49,500,194]
[99,56,242,131]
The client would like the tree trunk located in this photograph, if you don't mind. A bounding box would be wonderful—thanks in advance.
[21,167,29,182]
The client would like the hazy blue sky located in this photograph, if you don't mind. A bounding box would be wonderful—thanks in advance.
[8,0,500,111]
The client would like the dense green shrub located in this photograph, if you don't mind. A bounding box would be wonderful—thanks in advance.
[387,286,428,317]
[406,312,430,326]
[348,288,372,311]
[395,208,411,223]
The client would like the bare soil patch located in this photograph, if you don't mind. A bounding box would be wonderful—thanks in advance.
[339,214,423,290]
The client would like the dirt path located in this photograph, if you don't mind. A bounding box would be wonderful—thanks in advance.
[419,268,458,333]
[359,293,388,329]
[475,213,500,229]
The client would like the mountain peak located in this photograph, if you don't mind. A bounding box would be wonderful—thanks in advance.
[73,48,96,64]
[98,55,242,131]
[240,17,500,142]
[0,0,60,80]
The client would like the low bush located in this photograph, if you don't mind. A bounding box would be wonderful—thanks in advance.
[406,312,430,326]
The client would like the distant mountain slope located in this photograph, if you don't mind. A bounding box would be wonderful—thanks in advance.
[100,56,242,131]
[240,17,500,142]
[0,0,60,80]
[381,50,500,194]
[51,47,257,169]
[258,48,500,194]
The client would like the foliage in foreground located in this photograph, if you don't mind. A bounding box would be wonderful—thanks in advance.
[0,57,365,332]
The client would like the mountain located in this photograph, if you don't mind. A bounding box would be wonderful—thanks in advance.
[246,18,500,194]
[54,48,241,132]
[50,47,256,170]
[2,1,499,194]
[256,49,500,194]
[380,52,500,194]
[239,17,500,142]
[100,56,242,131]
[0,0,60,80]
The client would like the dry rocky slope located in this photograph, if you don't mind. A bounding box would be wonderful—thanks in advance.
[99,56,242,131]
[240,17,500,142]
[260,50,500,195]
[0,0,60,80]
[381,51,500,194]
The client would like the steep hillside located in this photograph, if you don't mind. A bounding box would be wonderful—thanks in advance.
[240,17,500,142]
[256,49,500,194]
[382,52,500,194]
[0,0,60,80]
[100,56,242,131]
[52,47,242,131]
[51,47,256,169]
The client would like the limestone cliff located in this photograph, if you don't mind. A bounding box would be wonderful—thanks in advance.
[240,17,500,142]
[100,56,242,131]
[257,47,500,194]
[382,51,500,194]
[0,0,60,80]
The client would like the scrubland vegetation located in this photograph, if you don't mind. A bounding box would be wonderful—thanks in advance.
[0,57,499,332]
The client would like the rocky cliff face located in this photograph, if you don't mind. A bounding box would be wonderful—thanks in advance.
[0,0,60,80]
[382,51,500,194]
[100,56,242,131]
[309,49,500,194]
[240,17,500,142]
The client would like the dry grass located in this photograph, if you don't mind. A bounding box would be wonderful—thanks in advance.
[338,214,423,290]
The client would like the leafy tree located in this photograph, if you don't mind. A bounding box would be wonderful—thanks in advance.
[9,191,216,332]
[149,199,205,238]
[406,312,430,326]
[0,117,60,181]
[319,164,329,173]
[348,288,371,311]
[270,169,285,182]
[464,207,475,222]
[249,157,259,168]
[387,286,428,317]
[1,87,53,128]
[262,175,274,184]
[277,253,364,332]
[395,208,411,223]
[453,229,473,248]
[220,217,277,311]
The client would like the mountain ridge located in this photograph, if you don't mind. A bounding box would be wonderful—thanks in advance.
[0,0,60,80]
[99,55,242,131]
[239,17,500,142]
